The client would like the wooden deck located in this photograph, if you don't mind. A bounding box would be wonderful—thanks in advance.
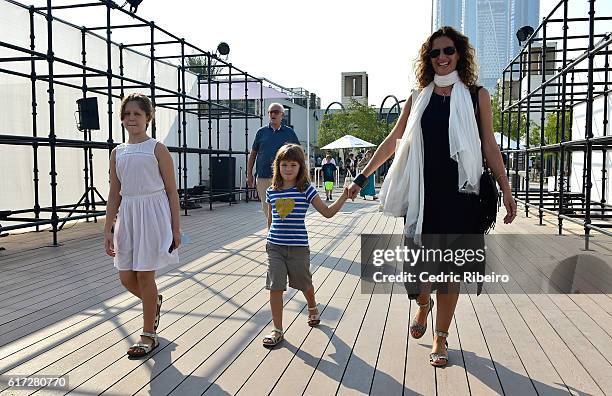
[0,194,611,396]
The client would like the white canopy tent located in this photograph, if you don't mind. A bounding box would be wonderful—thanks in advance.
[321,135,376,150]
[318,135,376,187]
[494,132,525,148]
[198,81,293,101]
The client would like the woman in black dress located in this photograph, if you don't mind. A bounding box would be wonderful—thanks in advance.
[348,27,516,366]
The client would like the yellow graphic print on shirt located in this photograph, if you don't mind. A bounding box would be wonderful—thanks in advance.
[275,198,295,220]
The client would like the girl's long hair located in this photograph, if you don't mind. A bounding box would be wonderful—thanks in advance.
[271,144,310,192]
[414,26,478,89]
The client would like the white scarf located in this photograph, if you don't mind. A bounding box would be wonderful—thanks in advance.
[378,71,482,244]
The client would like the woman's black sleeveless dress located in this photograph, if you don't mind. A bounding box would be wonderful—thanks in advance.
[404,92,485,297]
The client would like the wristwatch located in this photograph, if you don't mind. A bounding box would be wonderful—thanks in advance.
[354,173,368,188]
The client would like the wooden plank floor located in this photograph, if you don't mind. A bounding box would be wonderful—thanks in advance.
[0,194,611,396]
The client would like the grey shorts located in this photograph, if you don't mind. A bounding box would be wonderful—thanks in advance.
[265,242,313,292]
[256,177,272,218]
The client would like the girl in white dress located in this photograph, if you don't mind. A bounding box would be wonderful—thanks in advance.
[104,93,180,358]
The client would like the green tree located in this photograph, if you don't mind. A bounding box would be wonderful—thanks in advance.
[544,112,571,145]
[186,56,227,116]
[318,100,388,149]
[528,122,541,147]
[527,112,571,147]
[185,55,220,79]
[491,87,529,143]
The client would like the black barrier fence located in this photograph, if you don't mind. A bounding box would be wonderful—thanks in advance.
[0,0,266,245]
[499,0,612,249]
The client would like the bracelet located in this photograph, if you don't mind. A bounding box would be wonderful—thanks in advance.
[354,173,368,188]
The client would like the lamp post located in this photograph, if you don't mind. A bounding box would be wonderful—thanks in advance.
[377,95,405,179]
[378,95,403,130]
[322,101,346,156]
[324,101,345,115]
[320,102,346,181]
[125,0,144,13]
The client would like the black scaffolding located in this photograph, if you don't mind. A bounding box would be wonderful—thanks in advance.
[500,0,611,249]
[0,0,263,245]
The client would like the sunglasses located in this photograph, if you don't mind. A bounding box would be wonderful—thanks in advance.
[429,46,456,58]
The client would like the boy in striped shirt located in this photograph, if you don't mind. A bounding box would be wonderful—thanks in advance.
[263,144,348,347]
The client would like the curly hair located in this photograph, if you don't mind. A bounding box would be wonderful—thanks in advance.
[271,144,310,192]
[414,26,478,89]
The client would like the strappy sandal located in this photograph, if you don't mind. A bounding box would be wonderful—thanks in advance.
[430,330,449,367]
[262,328,284,347]
[307,305,321,327]
[127,331,159,358]
[410,296,434,339]
[154,294,163,331]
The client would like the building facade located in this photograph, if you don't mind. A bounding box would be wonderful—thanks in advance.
[341,72,368,107]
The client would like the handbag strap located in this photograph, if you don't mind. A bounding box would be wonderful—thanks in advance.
[469,85,487,168]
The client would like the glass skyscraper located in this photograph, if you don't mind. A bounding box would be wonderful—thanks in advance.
[477,0,511,92]
[509,0,541,60]
[435,0,463,31]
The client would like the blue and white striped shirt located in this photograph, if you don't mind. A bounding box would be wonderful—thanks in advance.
[266,185,318,246]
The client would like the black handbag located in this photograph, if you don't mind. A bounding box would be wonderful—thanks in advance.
[471,86,499,234]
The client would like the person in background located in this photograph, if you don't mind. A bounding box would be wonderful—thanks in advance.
[247,103,300,221]
[357,149,377,200]
[321,154,338,201]
[321,152,336,166]
[346,153,357,177]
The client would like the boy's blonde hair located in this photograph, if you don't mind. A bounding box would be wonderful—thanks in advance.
[271,144,310,192]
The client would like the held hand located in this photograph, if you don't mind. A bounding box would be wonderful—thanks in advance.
[347,182,362,200]
[503,191,517,224]
[104,232,115,257]
[247,174,255,188]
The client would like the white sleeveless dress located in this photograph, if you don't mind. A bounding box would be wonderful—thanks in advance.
[113,138,179,271]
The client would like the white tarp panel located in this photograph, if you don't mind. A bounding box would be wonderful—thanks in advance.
[0,0,208,230]
[199,81,291,101]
